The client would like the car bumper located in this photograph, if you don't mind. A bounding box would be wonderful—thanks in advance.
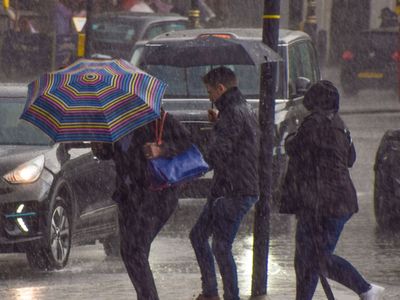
[0,172,53,251]
[341,64,397,89]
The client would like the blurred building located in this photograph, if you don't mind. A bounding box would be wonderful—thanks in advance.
[176,0,398,65]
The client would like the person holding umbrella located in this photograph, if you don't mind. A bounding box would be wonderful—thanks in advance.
[91,108,192,300]
[281,80,385,300]
[189,67,259,300]
[21,58,193,300]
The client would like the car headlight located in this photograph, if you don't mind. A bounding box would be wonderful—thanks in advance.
[3,155,45,184]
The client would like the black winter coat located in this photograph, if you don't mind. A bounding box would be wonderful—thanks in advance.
[93,112,192,205]
[208,87,260,198]
[281,112,358,218]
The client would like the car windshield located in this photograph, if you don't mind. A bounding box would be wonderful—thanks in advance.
[136,47,284,99]
[145,64,268,98]
[91,18,142,43]
[0,99,52,146]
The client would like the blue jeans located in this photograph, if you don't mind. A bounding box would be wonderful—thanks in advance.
[189,195,258,300]
[295,214,371,300]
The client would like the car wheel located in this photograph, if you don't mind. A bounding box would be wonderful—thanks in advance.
[374,168,394,229]
[103,234,120,257]
[26,191,72,271]
[340,71,359,96]
[373,133,400,230]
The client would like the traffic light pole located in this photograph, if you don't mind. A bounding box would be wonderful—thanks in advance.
[251,0,280,297]
[303,0,317,44]
[189,0,201,29]
[84,0,94,58]
[397,0,400,101]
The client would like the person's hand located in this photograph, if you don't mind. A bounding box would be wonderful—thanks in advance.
[143,142,163,159]
[208,108,219,123]
[91,142,105,153]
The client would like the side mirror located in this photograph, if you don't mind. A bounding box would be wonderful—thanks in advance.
[295,77,311,96]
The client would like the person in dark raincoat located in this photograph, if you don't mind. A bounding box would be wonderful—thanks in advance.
[281,80,384,300]
[91,109,192,300]
[190,67,259,300]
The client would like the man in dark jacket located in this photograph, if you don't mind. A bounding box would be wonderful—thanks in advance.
[190,67,259,300]
[282,80,384,300]
[91,110,191,300]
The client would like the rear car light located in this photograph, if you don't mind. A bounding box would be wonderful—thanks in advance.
[342,50,354,61]
[198,33,234,39]
[392,51,400,62]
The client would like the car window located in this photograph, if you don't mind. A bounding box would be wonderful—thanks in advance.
[0,100,52,145]
[289,41,319,84]
[143,63,283,99]
[143,22,188,40]
[135,43,284,99]
[91,19,140,42]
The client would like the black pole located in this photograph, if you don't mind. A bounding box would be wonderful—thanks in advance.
[288,0,303,30]
[397,0,400,101]
[303,0,317,45]
[85,0,94,58]
[251,0,280,297]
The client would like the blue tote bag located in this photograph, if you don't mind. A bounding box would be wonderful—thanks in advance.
[149,112,209,190]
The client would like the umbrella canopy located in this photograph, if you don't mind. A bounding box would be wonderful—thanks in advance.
[141,35,282,67]
[21,59,167,143]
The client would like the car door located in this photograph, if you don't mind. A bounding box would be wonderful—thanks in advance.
[288,40,320,92]
[62,144,115,242]
[273,40,321,198]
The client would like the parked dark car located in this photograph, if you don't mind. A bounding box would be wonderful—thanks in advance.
[0,10,54,81]
[90,12,189,60]
[340,26,399,96]
[130,28,321,203]
[374,129,400,229]
[0,85,119,270]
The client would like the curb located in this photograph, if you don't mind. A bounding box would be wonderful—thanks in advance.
[341,108,400,115]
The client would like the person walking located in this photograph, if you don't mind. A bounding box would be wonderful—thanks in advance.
[190,67,259,300]
[91,109,192,300]
[280,80,385,300]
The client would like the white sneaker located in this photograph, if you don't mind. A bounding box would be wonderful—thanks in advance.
[360,283,385,300]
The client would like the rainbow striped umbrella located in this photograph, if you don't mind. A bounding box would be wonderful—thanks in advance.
[20,58,167,143]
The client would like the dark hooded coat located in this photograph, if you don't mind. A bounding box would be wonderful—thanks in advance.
[280,111,358,218]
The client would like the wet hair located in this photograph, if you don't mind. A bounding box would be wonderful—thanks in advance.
[202,66,237,89]
[303,80,340,112]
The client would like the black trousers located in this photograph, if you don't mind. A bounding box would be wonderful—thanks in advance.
[117,188,179,300]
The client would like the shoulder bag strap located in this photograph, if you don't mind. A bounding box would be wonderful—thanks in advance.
[155,111,168,145]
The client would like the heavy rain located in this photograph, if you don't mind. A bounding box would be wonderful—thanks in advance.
[0,1,399,299]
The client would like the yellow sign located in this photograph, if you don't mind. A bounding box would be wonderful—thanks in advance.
[3,0,10,10]
[77,33,86,57]
[72,17,87,33]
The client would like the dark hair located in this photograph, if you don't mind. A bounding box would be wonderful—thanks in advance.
[303,80,340,112]
[202,66,237,88]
